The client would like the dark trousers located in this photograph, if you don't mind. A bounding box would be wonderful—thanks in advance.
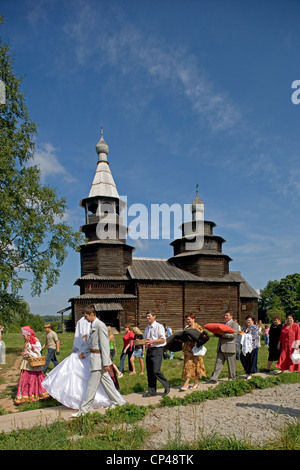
[240,347,258,375]
[43,348,59,373]
[146,347,170,394]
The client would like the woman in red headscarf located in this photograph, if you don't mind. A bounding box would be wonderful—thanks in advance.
[14,326,49,405]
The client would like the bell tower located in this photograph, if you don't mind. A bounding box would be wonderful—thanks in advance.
[79,128,134,278]
[169,187,231,277]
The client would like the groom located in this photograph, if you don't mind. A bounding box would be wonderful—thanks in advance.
[72,304,124,417]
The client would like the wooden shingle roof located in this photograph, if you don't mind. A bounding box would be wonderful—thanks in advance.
[128,258,199,281]
[74,273,130,285]
[94,303,124,311]
[69,293,136,301]
[128,258,237,283]
[228,272,260,299]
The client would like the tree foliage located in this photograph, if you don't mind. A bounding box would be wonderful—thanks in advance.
[0,28,83,318]
[259,274,300,322]
[0,298,45,333]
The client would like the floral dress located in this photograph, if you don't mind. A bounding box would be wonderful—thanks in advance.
[182,323,206,380]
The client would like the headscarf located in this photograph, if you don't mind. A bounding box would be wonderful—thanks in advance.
[21,326,37,345]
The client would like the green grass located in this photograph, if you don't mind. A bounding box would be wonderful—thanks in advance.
[0,403,150,450]
[0,330,299,450]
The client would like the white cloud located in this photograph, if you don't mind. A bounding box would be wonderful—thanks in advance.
[134,239,150,252]
[32,142,76,183]
[61,4,241,133]
[51,2,299,203]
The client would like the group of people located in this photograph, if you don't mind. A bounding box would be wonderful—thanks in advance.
[112,313,170,397]
[117,324,145,376]
[12,307,300,412]
[206,311,300,384]
[116,322,174,377]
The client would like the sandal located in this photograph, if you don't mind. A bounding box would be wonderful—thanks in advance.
[180,385,189,391]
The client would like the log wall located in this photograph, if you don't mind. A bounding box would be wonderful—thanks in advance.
[239,299,258,325]
[137,282,184,331]
[136,281,240,332]
[184,283,239,325]
[81,244,133,277]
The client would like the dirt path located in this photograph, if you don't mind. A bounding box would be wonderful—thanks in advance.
[0,356,22,413]
[142,381,300,448]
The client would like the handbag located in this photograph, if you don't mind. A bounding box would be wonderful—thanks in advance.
[192,345,207,356]
[291,349,300,364]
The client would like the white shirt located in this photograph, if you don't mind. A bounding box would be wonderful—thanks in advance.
[144,320,166,348]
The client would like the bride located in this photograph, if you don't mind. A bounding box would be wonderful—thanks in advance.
[42,317,126,410]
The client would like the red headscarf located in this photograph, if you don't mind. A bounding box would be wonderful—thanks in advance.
[21,326,37,345]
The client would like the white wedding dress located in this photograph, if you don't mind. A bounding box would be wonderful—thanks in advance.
[42,317,125,410]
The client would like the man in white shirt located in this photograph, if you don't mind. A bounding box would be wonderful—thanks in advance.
[143,311,170,397]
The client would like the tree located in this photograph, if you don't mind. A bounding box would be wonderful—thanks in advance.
[259,274,300,322]
[0,24,83,317]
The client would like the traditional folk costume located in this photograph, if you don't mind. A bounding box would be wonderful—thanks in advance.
[15,326,49,405]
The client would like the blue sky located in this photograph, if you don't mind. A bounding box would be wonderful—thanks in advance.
[1,0,300,316]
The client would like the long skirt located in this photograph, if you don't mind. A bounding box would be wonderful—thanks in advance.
[275,346,300,372]
[240,348,258,375]
[182,341,206,380]
[15,370,50,405]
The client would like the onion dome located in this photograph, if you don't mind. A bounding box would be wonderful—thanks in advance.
[96,126,109,162]
[191,185,204,218]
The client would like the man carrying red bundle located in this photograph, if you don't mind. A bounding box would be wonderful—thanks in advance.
[205,311,240,384]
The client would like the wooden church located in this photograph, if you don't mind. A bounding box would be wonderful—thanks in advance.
[68,131,259,331]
